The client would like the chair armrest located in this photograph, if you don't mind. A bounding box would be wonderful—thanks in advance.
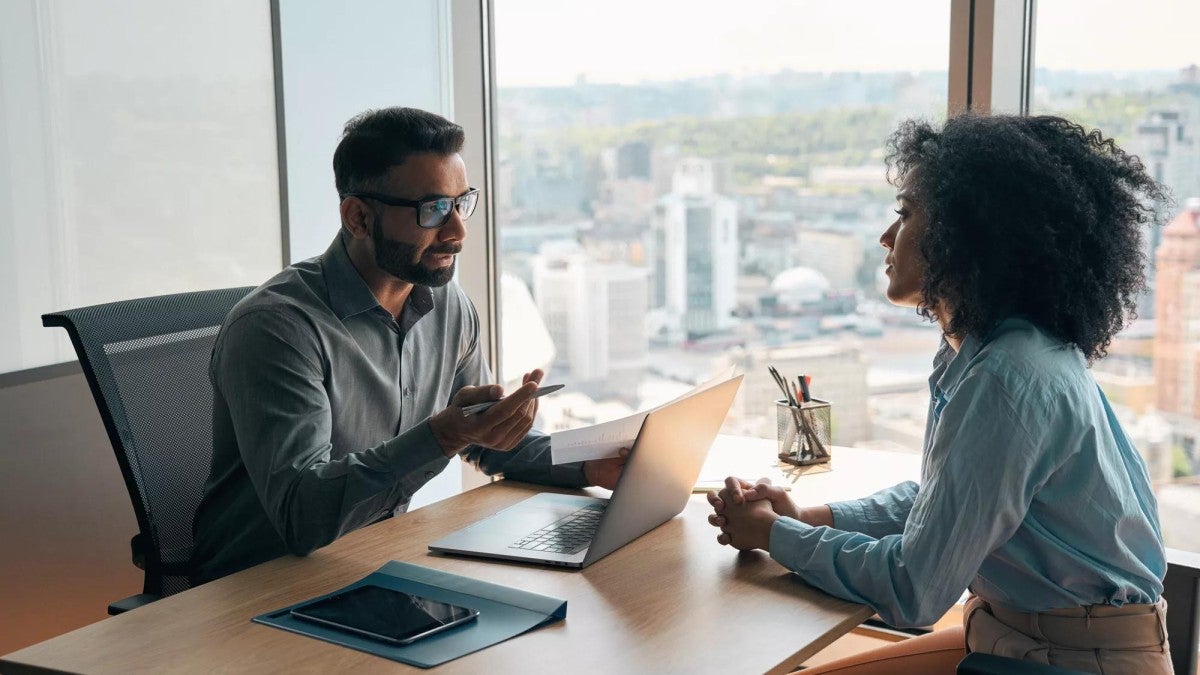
[957,653,1088,675]
[108,593,161,615]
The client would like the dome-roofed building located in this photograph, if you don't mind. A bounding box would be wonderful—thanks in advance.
[770,266,832,309]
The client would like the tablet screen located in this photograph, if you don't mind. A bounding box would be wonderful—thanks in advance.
[291,584,476,644]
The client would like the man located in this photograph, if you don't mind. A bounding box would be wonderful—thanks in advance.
[190,107,625,584]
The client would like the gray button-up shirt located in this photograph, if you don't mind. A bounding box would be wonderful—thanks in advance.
[191,233,585,583]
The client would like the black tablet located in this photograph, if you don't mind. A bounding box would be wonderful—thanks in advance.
[290,584,479,646]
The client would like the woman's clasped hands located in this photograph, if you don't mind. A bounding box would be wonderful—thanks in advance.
[706,477,793,551]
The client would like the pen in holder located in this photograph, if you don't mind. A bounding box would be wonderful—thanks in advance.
[776,398,832,466]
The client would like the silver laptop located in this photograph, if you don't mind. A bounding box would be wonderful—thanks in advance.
[428,375,743,569]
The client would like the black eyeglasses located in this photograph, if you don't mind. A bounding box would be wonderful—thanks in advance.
[341,188,480,229]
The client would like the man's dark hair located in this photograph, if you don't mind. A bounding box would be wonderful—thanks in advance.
[885,114,1168,362]
[333,107,465,196]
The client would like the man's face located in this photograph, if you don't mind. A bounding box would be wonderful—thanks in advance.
[366,152,470,287]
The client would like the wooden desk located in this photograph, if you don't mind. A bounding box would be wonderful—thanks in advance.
[2,443,920,674]
[700,436,922,505]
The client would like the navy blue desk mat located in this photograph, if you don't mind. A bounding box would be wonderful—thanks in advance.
[254,561,567,668]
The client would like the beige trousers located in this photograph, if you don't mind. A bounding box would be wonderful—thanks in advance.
[964,595,1173,674]
[796,597,1173,675]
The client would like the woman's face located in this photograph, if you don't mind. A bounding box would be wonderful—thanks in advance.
[879,189,928,308]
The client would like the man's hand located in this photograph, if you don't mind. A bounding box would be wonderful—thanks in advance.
[583,448,630,490]
[429,370,544,456]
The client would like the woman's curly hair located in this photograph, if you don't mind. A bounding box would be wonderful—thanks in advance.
[885,114,1168,362]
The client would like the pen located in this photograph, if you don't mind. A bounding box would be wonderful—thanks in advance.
[460,383,565,416]
[798,374,811,403]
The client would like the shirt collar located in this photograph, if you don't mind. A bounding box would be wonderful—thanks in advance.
[931,316,1033,397]
[323,233,381,320]
[321,232,436,321]
[934,332,984,397]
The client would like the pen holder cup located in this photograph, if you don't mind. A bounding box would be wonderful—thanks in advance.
[776,399,832,466]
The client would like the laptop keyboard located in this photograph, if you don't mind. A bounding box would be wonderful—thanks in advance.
[509,502,606,555]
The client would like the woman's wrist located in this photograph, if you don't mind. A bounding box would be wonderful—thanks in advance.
[798,505,835,528]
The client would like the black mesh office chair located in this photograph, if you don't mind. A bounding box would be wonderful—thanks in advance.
[43,287,253,615]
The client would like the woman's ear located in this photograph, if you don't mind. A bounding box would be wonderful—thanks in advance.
[340,197,373,239]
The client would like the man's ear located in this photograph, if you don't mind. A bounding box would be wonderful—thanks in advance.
[340,197,373,239]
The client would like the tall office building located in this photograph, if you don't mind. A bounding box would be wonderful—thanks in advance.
[593,142,657,232]
[1134,106,1200,317]
[1136,110,1200,201]
[532,246,649,396]
[652,158,739,339]
[1154,200,1200,421]
[615,141,652,180]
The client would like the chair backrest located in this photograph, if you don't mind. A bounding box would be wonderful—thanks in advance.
[43,287,253,598]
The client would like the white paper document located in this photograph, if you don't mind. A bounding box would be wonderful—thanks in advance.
[550,367,738,465]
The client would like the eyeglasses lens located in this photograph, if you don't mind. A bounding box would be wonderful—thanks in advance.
[419,192,478,228]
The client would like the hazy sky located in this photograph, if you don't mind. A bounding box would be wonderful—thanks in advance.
[495,0,1200,86]
[1036,0,1200,71]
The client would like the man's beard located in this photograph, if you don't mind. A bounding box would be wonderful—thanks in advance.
[372,222,459,287]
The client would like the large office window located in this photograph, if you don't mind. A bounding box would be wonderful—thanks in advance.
[493,1,950,447]
[1033,1,1200,553]
[0,0,283,374]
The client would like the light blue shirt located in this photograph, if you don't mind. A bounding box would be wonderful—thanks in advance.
[768,318,1166,628]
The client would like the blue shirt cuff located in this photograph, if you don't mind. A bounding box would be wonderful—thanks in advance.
[769,516,815,571]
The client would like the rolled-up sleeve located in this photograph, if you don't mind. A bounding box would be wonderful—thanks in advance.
[215,310,449,556]
[767,368,1052,628]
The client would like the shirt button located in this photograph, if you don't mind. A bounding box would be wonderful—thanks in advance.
[425,471,437,478]
[403,387,411,398]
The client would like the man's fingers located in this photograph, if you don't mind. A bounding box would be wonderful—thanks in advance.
[507,416,536,448]
[453,384,504,407]
[481,380,538,419]
[716,533,731,546]
[494,401,535,437]
[490,412,535,450]
[708,514,726,527]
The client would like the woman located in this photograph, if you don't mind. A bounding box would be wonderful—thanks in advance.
[708,114,1172,674]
